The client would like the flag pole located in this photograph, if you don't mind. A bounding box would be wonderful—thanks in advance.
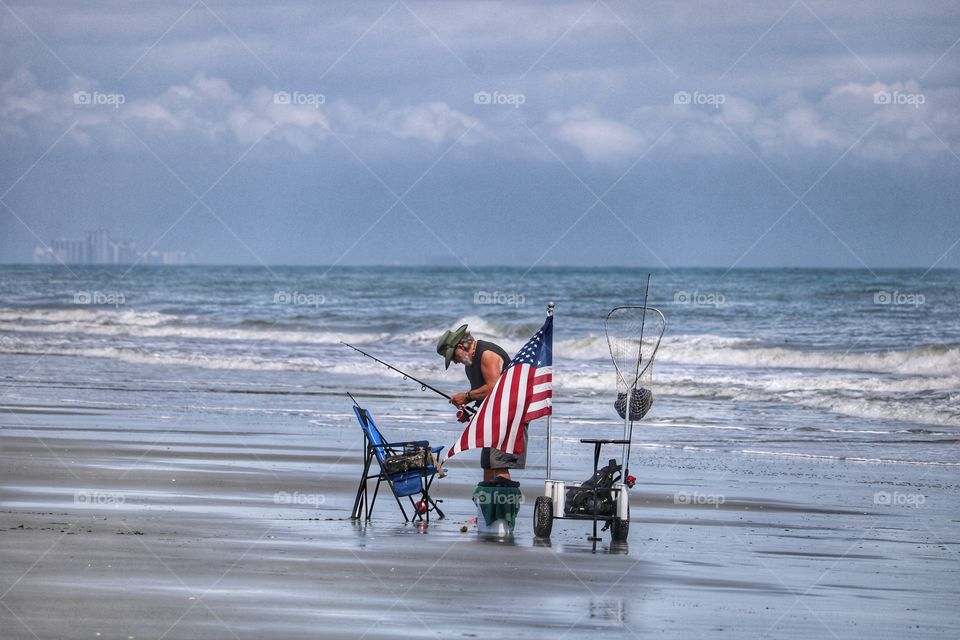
[545,300,555,481]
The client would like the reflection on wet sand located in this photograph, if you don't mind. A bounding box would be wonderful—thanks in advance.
[2,400,958,639]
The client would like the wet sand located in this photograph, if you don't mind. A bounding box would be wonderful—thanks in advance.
[2,401,959,639]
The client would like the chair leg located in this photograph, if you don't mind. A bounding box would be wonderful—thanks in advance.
[408,495,425,523]
[427,494,444,519]
[352,450,374,520]
[421,473,444,520]
[370,477,384,521]
[363,474,378,520]
[394,492,410,522]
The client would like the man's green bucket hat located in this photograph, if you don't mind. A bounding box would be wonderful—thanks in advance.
[436,324,469,369]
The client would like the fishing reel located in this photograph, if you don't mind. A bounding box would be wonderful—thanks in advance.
[455,403,477,423]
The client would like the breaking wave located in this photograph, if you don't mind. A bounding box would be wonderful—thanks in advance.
[3,306,957,428]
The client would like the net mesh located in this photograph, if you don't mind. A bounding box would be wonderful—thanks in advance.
[604,306,665,423]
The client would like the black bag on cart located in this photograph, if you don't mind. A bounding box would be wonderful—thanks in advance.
[564,459,621,517]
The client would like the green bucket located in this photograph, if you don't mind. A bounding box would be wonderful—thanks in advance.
[473,484,523,533]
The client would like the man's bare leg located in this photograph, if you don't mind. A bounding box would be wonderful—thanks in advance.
[484,468,511,481]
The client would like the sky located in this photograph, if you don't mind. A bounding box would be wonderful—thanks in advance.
[1,0,958,269]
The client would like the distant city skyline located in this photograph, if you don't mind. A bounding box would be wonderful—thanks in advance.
[32,229,199,266]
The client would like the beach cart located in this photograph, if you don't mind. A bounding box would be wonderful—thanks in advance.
[534,303,666,542]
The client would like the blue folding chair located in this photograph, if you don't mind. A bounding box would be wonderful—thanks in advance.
[350,403,445,522]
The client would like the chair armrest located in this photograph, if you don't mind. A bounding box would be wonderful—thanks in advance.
[370,441,426,452]
[368,443,395,452]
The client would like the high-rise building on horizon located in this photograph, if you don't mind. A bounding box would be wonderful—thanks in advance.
[111,240,140,265]
[32,230,198,265]
[51,238,86,264]
[87,229,111,264]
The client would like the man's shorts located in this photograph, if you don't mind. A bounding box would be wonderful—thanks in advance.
[480,424,528,470]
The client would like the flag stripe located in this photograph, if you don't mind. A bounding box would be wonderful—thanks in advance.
[447,315,553,460]
[505,364,529,453]
[497,365,513,450]
[490,366,509,445]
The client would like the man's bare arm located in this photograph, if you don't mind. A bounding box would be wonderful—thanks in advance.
[470,349,504,400]
[450,350,504,407]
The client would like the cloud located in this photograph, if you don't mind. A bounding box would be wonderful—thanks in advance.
[545,81,960,163]
[548,107,647,162]
[332,99,482,147]
[735,81,960,160]
[378,102,479,144]
[0,69,484,154]
[0,69,73,138]
[2,65,958,166]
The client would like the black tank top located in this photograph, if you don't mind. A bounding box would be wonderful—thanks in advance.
[465,340,510,398]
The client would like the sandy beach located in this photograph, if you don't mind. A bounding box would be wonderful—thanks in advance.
[2,396,958,640]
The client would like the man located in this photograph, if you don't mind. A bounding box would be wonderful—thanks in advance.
[436,324,526,481]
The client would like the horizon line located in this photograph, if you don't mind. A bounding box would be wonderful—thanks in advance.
[2,262,957,271]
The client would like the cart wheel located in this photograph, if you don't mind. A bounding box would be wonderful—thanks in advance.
[533,496,553,538]
[611,505,629,542]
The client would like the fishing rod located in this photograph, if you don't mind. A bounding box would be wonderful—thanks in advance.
[625,273,652,479]
[633,274,652,384]
[340,342,476,421]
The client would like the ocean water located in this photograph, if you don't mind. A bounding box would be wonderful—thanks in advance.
[1,265,957,466]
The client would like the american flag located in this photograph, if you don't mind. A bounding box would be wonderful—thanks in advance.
[446,315,553,459]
